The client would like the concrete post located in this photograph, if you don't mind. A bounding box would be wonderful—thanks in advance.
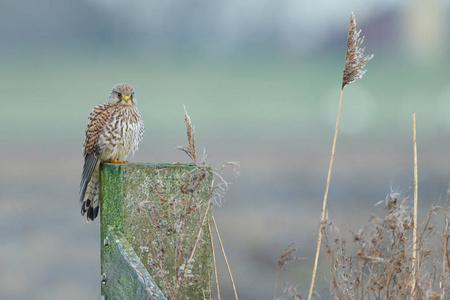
[100,163,213,299]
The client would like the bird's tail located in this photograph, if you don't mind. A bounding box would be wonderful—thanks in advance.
[81,164,101,221]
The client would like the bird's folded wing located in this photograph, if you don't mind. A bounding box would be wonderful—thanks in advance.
[80,103,113,200]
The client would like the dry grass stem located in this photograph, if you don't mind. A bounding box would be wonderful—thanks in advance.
[174,105,239,299]
[308,88,344,300]
[212,216,238,300]
[342,12,373,89]
[308,12,372,300]
[177,105,197,165]
[172,200,211,299]
[412,113,419,293]
[274,243,300,300]
[283,284,302,300]
[211,161,240,206]
[209,221,221,300]
[320,189,450,299]
[208,271,212,300]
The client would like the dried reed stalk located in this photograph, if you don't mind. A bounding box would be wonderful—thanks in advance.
[209,221,221,300]
[342,13,374,89]
[274,243,299,300]
[177,105,197,165]
[208,271,212,300]
[212,216,238,300]
[172,201,211,299]
[412,113,418,293]
[308,12,372,300]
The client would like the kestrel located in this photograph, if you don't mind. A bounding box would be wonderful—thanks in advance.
[80,83,144,221]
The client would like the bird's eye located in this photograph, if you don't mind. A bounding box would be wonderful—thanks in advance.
[131,92,134,99]
[117,92,122,98]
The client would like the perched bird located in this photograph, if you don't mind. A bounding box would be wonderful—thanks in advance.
[80,83,144,221]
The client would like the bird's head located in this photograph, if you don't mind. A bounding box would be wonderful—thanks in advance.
[108,83,136,107]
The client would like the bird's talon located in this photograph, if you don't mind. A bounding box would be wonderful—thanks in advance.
[106,159,127,164]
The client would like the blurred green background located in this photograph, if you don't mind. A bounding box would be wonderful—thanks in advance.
[1,1,450,299]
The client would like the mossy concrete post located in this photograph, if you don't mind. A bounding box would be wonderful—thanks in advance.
[100,163,213,300]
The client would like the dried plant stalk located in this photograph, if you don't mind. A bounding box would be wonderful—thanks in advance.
[175,106,240,299]
[283,284,302,300]
[208,271,212,300]
[274,243,299,300]
[209,221,221,300]
[342,12,373,89]
[308,12,372,300]
[212,216,238,300]
[412,113,418,293]
[308,88,343,300]
[172,200,211,299]
[177,105,197,165]
[322,190,447,299]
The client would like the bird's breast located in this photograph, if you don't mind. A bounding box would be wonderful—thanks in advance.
[100,107,142,160]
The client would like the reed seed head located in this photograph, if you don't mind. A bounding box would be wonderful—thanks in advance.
[342,12,373,89]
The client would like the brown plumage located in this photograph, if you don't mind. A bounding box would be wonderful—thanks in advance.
[80,83,144,221]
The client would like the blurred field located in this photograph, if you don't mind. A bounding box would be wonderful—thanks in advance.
[1,55,450,140]
[1,55,450,299]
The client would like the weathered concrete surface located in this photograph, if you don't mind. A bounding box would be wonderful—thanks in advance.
[101,228,166,300]
[100,163,213,299]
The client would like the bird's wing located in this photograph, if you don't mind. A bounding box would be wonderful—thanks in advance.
[80,103,114,199]
[131,109,145,155]
[138,116,145,143]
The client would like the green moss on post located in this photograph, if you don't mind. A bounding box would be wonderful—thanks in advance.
[100,163,213,300]
[102,229,166,300]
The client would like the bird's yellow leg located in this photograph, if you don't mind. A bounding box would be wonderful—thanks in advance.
[117,160,128,164]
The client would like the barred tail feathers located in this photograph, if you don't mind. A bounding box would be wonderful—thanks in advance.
[81,164,101,221]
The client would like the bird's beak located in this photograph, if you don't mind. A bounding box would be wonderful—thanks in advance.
[121,95,132,106]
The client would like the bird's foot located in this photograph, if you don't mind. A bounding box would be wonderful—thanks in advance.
[107,159,128,164]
